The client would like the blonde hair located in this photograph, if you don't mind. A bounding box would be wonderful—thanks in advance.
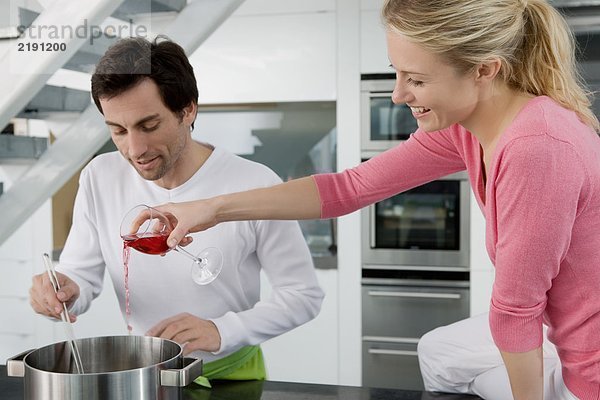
[382,0,600,132]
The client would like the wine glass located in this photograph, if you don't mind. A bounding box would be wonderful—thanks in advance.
[120,204,223,285]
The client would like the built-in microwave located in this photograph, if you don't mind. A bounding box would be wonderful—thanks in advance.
[361,171,470,270]
[361,74,418,153]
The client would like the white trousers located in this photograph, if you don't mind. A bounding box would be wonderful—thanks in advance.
[417,312,579,400]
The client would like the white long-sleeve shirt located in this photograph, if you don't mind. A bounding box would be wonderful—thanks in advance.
[57,146,325,361]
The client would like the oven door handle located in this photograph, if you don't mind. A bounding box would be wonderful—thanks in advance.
[367,290,462,299]
[367,348,419,357]
[369,205,377,249]
[362,336,419,344]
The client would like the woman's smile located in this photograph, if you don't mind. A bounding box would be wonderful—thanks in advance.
[409,106,431,119]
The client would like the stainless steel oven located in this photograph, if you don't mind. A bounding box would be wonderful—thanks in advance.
[361,172,470,270]
[361,74,418,153]
[360,172,471,389]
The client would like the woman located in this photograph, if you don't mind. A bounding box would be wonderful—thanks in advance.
[144,0,600,398]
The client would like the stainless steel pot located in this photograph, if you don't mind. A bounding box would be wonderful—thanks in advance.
[6,335,203,400]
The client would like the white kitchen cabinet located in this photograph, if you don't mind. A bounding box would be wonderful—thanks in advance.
[360,0,389,74]
[260,268,339,384]
[0,298,35,335]
[360,8,390,74]
[0,260,33,297]
[190,10,336,103]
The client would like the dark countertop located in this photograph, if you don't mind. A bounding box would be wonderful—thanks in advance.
[1,365,481,400]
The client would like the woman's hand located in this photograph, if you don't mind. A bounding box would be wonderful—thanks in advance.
[153,200,219,248]
[128,199,219,249]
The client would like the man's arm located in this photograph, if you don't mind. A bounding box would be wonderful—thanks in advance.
[500,346,544,400]
[208,217,325,355]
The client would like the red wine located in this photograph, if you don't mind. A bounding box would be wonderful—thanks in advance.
[122,244,133,334]
[121,233,171,334]
[122,233,171,255]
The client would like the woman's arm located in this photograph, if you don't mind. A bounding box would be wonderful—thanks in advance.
[152,128,466,247]
[214,176,321,222]
[154,176,321,248]
[500,347,543,400]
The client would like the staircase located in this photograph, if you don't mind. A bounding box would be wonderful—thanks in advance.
[0,0,246,246]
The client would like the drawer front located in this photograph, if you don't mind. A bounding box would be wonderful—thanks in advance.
[362,340,423,391]
[362,284,469,338]
[0,259,33,297]
[0,298,35,334]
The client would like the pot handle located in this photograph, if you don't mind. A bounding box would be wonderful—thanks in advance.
[161,357,203,387]
[6,349,32,378]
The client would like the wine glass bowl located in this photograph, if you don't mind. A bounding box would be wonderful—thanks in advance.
[120,205,223,285]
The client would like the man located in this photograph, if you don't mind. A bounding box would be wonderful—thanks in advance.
[28,36,324,384]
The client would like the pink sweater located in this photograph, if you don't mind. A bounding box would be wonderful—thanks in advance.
[314,96,600,399]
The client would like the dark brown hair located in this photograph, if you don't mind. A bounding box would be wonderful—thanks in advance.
[91,36,198,126]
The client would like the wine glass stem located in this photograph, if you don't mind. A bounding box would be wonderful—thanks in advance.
[174,246,203,263]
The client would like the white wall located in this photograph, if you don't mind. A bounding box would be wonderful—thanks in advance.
[335,0,363,386]
[469,193,495,316]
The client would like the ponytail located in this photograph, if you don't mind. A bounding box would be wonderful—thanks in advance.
[510,0,599,132]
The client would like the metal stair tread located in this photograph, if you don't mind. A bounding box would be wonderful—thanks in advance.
[18,85,91,118]
[0,135,48,160]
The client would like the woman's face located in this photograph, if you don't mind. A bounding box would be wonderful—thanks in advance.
[386,31,481,133]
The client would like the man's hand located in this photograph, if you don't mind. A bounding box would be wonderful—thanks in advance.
[29,271,80,322]
[146,312,222,354]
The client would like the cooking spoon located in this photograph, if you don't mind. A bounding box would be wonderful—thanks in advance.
[42,253,85,374]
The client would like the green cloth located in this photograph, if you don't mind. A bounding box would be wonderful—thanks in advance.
[193,345,266,388]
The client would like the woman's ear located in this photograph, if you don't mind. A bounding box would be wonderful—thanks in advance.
[474,59,502,83]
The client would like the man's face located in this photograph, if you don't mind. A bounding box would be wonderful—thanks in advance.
[100,78,193,184]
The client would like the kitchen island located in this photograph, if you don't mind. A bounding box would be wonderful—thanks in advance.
[1,365,482,400]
